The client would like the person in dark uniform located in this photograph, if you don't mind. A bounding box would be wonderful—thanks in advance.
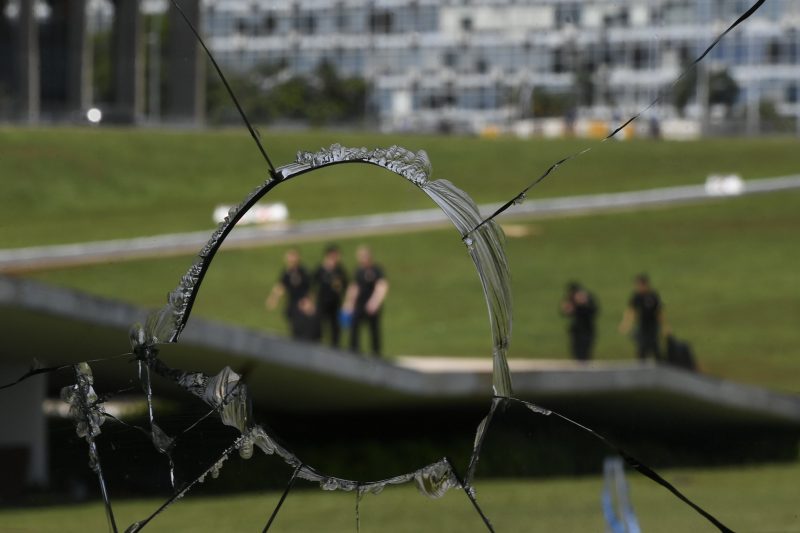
[560,281,599,362]
[313,244,348,347]
[294,297,322,342]
[266,249,314,339]
[619,273,665,361]
[344,245,389,356]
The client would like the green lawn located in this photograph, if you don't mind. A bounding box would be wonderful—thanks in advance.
[1,128,799,247]
[4,129,800,390]
[27,189,800,393]
[3,461,799,532]
[2,129,799,531]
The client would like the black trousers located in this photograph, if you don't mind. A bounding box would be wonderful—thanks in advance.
[569,330,595,361]
[286,307,303,339]
[636,328,662,361]
[288,308,320,341]
[318,303,341,348]
[350,308,381,356]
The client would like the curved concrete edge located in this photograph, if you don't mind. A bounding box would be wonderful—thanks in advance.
[0,274,485,397]
[510,363,800,423]
[2,274,800,425]
[0,273,150,332]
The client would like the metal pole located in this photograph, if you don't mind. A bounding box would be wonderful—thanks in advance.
[17,0,39,123]
[746,30,760,136]
[147,17,160,122]
[697,65,710,136]
[528,80,535,122]
[796,17,800,137]
[113,0,144,123]
[67,0,92,114]
[697,1,711,137]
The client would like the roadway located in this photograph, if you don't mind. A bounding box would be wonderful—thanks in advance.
[1,174,799,272]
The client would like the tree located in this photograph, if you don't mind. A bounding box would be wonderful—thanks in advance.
[307,60,367,125]
[672,64,697,117]
[531,88,575,117]
[708,69,739,108]
[574,60,595,107]
[206,60,368,126]
[672,66,739,117]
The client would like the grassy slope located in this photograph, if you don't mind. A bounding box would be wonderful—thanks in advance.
[2,130,799,530]
[28,190,800,392]
[3,462,799,532]
[1,128,799,247]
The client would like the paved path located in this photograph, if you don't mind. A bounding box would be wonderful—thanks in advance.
[395,356,636,373]
[2,174,799,272]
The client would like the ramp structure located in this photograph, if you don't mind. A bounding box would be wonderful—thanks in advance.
[3,275,799,427]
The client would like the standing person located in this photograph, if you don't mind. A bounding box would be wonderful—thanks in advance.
[313,244,348,348]
[294,297,322,342]
[266,249,312,339]
[560,281,599,362]
[344,245,389,356]
[619,273,665,362]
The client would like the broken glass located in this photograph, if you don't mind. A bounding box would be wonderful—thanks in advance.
[0,1,770,531]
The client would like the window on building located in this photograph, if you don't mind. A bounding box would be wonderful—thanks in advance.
[632,46,648,70]
[335,2,347,31]
[296,14,316,35]
[394,5,413,33]
[603,7,629,28]
[417,6,438,33]
[663,0,693,25]
[732,37,746,64]
[650,6,663,25]
[443,50,458,69]
[263,14,276,34]
[767,39,782,65]
[555,3,581,29]
[553,47,569,73]
[787,84,798,104]
[445,83,456,107]
[618,7,629,27]
[370,10,393,34]
[678,44,692,64]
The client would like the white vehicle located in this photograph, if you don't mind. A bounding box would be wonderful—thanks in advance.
[212,202,289,225]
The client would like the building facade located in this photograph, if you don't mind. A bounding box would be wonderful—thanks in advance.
[2,0,797,130]
[202,0,800,132]
[0,0,203,124]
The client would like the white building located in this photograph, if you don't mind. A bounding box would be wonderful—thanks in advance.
[200,0,800,132]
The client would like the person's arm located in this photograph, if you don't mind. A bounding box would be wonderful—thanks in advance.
[266,283,285,311]
[560,298,574,316]
[366,279,389,315]
[618,306,635,334]
[588,295,599,316]
[343,282,359,313]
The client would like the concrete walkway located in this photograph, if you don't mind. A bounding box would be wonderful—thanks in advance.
[2,174,799,272]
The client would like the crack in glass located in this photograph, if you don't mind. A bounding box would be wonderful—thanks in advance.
[0,1,771,531]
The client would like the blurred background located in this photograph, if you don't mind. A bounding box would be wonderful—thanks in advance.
[0,1,799,531]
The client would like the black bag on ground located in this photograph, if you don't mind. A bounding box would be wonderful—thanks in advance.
[666,334,697,371]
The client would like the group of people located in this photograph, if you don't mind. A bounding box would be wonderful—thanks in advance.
[268,249,668,364]
[266,244,388,356]
[560,273,665,362]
